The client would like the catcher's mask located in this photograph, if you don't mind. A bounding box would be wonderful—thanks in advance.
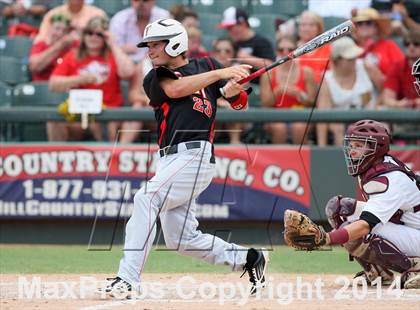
[343,120,390,176]
[412,57,420,96]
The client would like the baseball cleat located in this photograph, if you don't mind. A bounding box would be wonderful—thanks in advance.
[401,270,420,289]
[240,248,269,295]
[101,276,133,299]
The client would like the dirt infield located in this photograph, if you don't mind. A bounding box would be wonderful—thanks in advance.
[1,273,419,310]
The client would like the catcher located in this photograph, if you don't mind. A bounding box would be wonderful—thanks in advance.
[284,119,420,289]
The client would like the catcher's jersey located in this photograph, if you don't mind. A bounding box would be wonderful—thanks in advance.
[361,156,420,230]
[143,57,226,149]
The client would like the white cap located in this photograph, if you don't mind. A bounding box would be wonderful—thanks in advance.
[217,7,249,29]
[331,37,364,60]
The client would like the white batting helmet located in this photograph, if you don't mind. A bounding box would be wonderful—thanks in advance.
[137,19,188,57]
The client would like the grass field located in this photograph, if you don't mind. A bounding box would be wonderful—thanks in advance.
[0,245,361,274]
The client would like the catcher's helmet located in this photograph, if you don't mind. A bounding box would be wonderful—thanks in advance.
[412,58,420,96]
[343,120,390,176]
[137,19,188,57]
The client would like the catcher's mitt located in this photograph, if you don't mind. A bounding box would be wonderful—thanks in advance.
[284,209,328,251]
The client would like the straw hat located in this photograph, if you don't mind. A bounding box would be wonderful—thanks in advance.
[352,8,391,38]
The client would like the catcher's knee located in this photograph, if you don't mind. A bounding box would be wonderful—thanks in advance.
[343,234,412,273]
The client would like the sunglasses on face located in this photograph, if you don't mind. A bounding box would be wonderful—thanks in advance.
[356,20,375,27]
[85,30,104,38]
[215,48,233,54]
[404,41,420,47]
[277,47,294,53]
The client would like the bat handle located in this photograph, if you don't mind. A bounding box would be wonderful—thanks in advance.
[238,67,267,85]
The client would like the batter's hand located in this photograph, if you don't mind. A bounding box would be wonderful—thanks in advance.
[221,79,243,98]
[217,64,252,81]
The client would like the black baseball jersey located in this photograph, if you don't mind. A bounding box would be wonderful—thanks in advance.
[143,57,226,148]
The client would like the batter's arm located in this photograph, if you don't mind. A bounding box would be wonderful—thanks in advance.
[160,64,252,99]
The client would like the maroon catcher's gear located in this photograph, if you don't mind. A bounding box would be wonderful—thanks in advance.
[353,257,394,285]
[343,120,390,176]
[325,195,357,230]
[343,231,412,273]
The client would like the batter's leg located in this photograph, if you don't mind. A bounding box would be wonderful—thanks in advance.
[160,200,248,271]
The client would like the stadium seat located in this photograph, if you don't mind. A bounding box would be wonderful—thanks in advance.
[248,14,278,44]
[0,82,13,107]
[0,36,33,60]
[12,82,67,142]
[89,0,130,16]
[156,0,189,10]
[202,34,217,51]
[191,0,248,15]
[12,82,67,107]
[120,80,130,106]
[250,0,307,17]
[0,56,30,85]
[198,14,224,37]
[247,84,261,107]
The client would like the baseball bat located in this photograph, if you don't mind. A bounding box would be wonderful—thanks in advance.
[238,20,354,84]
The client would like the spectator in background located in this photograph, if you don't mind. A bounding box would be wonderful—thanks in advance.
[179,9,200,29]
[316,37,382,146]
[29,14,79,81]
[187,27,209,59]
[352,8,405,79]
[392,0,420,34]
[35,0,106,43]
[218,7,275,84]
[297,11,331,84]
[260,36,316,144]
[110,0,169,63]
[212,37,245,144]
[2,0,51,18]
[381,30,420,109]
[48,16,134,142]
[170,5,200,29]
[2,0,53,37]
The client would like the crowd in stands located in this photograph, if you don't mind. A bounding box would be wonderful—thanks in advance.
[0,0,419,145]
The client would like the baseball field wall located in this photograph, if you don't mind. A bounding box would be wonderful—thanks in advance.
[0,144,418,244]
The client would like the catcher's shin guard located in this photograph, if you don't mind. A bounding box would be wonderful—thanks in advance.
[343,234,412,273]
[353,257,394,286]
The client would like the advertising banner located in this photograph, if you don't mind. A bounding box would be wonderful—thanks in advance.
[0,144,311,221]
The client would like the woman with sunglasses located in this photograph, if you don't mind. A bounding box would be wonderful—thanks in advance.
[48,16,134,142]
[352,8,405,80]
[260,36,316,144]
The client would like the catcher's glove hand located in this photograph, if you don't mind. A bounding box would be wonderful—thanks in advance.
[284,209,328,251]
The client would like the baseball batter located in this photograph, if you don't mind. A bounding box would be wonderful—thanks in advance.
[103,19,268,297]
[284,119,420,289]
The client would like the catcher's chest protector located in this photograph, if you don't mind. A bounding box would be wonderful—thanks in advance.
[360,155,420,196]
[359,156,420,224]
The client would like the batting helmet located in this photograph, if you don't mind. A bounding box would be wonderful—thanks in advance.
[412,58,420,96]
[137,19,188,57]
[343,120,391,176]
